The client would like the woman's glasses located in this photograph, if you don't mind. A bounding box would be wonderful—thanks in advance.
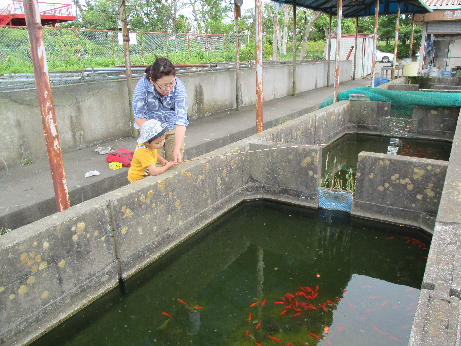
[155,81,175,90]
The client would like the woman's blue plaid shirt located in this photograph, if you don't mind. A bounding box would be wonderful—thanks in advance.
[132,76,189,130]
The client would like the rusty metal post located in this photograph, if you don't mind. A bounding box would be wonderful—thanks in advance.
[112,31,115,60]
[409,13,415,59]
[392,3,401,80]
[334,0,342,103]
[23,0,70,212]
[292,1,296,96]
[140,32,145,65]
[353,17,358,80]
[327,9,332,87]
[120,0,137,137]
[75,28,80,61]
[371,0,379,88]
[234,3,241,111]
[255,0,263,133]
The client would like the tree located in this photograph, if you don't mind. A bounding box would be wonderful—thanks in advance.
[299,10,321,60]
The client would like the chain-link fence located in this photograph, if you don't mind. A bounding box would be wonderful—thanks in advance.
[0,26,251,73]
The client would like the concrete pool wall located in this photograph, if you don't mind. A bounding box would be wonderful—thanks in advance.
[1,88,460,345]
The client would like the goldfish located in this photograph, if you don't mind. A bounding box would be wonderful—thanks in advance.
[249,313,252,321]
[381,301,388,307]
[284,344,293,346]
[280,310,288,315]
[319,303,328,313]
[359,317,366,321]
[348,302,354,309]
[178,299,187,305]
[373,326,388,335]
[310,333,321,338]
[193,306,205,310]
[267,335,281,342]
[162,312,172,318]
[253,341,262,346]
[324,326,329,334]
[291,312,301,317]
[262,299,266,306]
[251,301,260,307]
[256,321,261,329]
[274,301,285,304]
[369,296,379,299]
[328,337,331,345]
[246,329,250,337]
[389,336,402,342]
[338,326,346,332]
[365,309,376,313]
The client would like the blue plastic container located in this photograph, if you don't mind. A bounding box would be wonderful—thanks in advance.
[374,77,382,87]
[381,78,389,84]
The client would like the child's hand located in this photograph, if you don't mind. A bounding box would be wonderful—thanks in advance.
[164,161,174,169]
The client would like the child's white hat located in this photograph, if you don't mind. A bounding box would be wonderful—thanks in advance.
[138,119,167,143]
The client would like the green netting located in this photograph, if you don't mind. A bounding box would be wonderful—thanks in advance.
[320,87,461,115]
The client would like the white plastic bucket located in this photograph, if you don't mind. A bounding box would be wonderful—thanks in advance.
[403,62,420,76]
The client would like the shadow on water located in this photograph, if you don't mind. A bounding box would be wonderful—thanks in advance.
[31,200,431,346]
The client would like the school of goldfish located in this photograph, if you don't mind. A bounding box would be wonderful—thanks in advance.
[157,234,428,345]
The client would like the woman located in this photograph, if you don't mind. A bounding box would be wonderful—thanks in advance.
[132,57,188,163]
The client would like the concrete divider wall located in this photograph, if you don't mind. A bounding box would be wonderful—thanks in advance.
[413,106,460,140]
[0,198,119,346]
[0,60,351,167]
[409,114,461,346]
[353,152,448,233]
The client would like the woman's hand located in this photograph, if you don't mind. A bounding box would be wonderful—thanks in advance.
[172,149,182,165]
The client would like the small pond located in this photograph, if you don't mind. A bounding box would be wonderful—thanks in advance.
[321,133,452,191]
[31,200,431,346]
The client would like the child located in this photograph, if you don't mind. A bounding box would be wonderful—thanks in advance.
[127,119,175,183]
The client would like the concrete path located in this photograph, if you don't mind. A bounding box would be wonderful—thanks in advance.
[0,77,371,230]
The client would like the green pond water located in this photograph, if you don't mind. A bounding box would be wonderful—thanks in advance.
[31,201,431,346]
[322,133,451,190]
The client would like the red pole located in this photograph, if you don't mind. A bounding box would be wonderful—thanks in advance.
[23,0,70,212]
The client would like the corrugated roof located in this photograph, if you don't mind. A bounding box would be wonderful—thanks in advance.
[271,0,432,17]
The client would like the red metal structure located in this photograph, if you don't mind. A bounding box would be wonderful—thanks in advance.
[0,0,75,27]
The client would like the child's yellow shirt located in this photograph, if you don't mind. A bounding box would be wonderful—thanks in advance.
[127,144,158,183]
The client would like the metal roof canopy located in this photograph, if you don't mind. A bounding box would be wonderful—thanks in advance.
[270,0,431,17]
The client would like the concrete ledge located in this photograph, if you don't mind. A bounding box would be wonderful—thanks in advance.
[353,152,448,233]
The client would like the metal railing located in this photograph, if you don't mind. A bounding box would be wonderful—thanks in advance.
[0,0,73,16]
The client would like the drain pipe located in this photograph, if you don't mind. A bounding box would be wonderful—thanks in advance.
[255,0,263,133]
[23,0,70,212]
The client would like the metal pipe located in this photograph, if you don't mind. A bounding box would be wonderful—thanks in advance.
[255,0,263,133]
[292,1,296,96]
[327,9,332,87]
[371,0,379,88]
[409,13,415,59]
[119,0,137,137]
[353,17,358,80]
[334,0,342,103]
[23,0,70,212]
[235,3,241,111]
[392,3,401,80]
